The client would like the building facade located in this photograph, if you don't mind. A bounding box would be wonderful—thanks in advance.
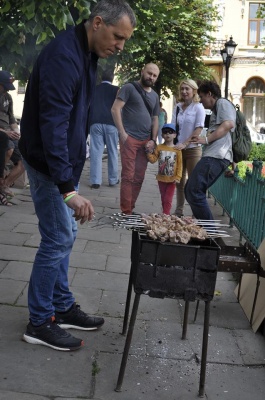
[204,0,265,132]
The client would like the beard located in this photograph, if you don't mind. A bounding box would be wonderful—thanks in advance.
[140,76,154,87]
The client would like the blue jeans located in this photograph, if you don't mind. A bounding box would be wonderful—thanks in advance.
[90,123,119,185]
[24,161,77,325]
[157,125,163,144]
[185,156,231,220]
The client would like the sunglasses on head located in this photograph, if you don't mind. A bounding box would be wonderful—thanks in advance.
[162,129,175,134]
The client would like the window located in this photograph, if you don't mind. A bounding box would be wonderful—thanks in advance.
[243,78,265,130]
[248,3,265,45]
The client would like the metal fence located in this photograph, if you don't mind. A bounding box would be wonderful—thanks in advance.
[209,160,265,249]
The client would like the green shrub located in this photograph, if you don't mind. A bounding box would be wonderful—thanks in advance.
[248,143,265,161]
[236,162,250,179]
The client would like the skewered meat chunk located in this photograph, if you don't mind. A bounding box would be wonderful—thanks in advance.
[169,230,179,243]
[147,230,158,240]
[175,230,191,244]
[143,214,208,244]
[195,228,208,240]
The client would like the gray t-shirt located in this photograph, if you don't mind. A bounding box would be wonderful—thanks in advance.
[117,82,160,140]
[203,98,236,162]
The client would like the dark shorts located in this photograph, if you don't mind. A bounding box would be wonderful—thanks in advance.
[7,139,22,164]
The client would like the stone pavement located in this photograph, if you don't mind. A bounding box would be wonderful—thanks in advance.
[0,157,265,400]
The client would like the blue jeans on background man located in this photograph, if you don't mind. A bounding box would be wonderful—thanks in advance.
[185,156,231,220]
[157,125,163,144]
[89,123,119,185]
[24,160,77,326]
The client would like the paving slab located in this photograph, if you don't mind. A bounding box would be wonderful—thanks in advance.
[234,329,265,365]
[23,233,41,247]
[106,255,131,273]
[180,300,252,330]
[0,260,32,281]
[83,240,131,258]
[205,363,265,400]
[0,391,49,400]
[69,251,107,270]
[0,259,8,273]
[72,268,129,292]
[13,222,39,234]
[0,244,36,263]
[0,231,32,246]
[0,280,27,303]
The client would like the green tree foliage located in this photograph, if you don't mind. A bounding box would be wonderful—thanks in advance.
[118,0,219,97]
[0,0,218,93]
[0,0,95,80]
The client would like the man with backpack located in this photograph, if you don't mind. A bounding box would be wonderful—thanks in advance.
[184,80,236,220]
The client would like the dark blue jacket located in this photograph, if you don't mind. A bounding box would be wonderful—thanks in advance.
[19,22,98,193]
[89,82,119,126]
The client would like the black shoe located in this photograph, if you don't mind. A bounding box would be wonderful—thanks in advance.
[55,303,105,331]
[91,184,100,189]
[109,180,120,187]
[22,316,84,351]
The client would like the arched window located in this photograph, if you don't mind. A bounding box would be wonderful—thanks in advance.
[243,78,265,131]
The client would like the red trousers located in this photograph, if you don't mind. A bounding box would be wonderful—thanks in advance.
[158,181,176,215]
[120,136,149,214]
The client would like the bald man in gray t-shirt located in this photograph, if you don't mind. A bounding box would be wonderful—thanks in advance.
[117,82,159,140]
[111,63,160,214]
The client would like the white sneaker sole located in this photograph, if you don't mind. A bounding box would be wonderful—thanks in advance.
[22,334,81,351]
[57,323,102,331]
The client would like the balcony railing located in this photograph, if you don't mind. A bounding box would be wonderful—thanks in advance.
[203,39,226,57]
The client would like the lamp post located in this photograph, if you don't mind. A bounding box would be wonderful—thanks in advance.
[220,36,237,98]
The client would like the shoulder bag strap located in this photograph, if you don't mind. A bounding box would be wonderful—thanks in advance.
[175,105,180,134]
[130,82,153,117]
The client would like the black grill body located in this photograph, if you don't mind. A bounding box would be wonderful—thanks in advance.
[132,233,220,301]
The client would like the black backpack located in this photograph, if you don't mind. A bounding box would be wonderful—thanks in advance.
[214,99,252,163]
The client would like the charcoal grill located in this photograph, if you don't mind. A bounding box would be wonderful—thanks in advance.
[115,231,221,397]
[115,232,263,397]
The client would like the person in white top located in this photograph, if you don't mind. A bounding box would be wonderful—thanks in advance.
[171,79,205,216]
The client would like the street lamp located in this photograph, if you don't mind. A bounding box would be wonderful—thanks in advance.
[220,36,238,98]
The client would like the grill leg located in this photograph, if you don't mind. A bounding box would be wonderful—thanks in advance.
[115,293,141,392]
[250,275,261,326]
[198,301,211,398]
[194,300,200,322]
[237,273,243,302]
[182,301,190,340]
[121,266,133,335]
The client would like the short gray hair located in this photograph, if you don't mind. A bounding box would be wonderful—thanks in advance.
[88,0,136,27]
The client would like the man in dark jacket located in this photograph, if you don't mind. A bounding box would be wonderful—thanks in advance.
[89,69,119,188]
[19,0,136,351]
